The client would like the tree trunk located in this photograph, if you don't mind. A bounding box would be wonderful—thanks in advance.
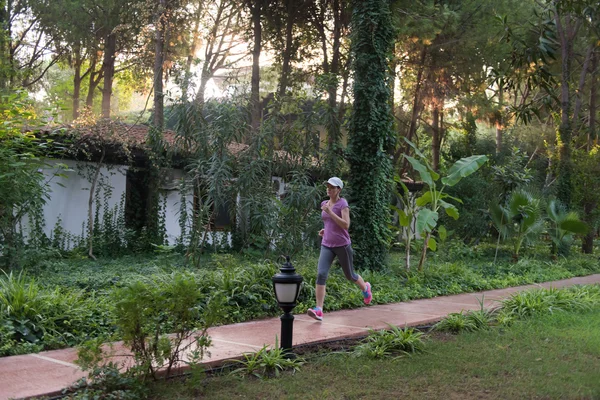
[277,0,295,100]
[249,1,262,135]
[572,44,594,131]
[196,71,209,108]
[582,231,594,254]
[395,46,427,169]
[86,52,100,107]
[101,32,117,118]
[581,202,596,254]
[324,0,344,173]
[496,84,503,154]
[432,106,440,171]
[72,48,82,120]
[589,51,597,151]
[555,12,575,208]
[418,231,430,271]
[153,0,166,130]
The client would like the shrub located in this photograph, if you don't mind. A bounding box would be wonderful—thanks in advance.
[432,312,478,334]
[111,272,218,380]
[230,340,304,379]
[500,285,600,319]
[0,271,113,355]
[352,325,425,359]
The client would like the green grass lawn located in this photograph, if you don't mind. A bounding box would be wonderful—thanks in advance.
[149,307,600,399]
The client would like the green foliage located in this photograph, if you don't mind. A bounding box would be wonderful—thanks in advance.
[0,270,113,356]
[432,311,477,334]
[0,91,54,268]
[402,138,488,269]
[546,199,588,256]
[111,272,218,380]
[500,285,600,320]
[231,340,304,379]
[3,250,599,357]
[352,325,425,359]
[490,190,544,260]
[433,302,496,334]
[390,178,419,270]
[491,147,533,203]
[572,147,600,252]
[346,0,395,270]
[439,174,495,241]
[62,363,146,400]
[172,97,321,260]
[0,271,47,344]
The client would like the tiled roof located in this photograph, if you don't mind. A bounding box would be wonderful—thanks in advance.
[39,122,318,166]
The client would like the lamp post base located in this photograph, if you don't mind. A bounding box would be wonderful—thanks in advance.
[280,311,294,356]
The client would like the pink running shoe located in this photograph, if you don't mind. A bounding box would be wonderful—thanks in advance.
[307,307,323,321]
[363,282,372,305]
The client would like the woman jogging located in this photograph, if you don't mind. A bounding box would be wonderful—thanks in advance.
[307,177,372,321]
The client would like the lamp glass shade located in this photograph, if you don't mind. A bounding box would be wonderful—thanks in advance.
[274,282,300,304]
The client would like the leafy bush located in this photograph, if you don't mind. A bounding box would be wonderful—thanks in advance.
[2,250,599,357]
[61,363,146,400]
[110,272,219,380]
[230,341,304,379]
[352,325,425,359]
[432,311,478,334]
[440,175,496,242]
[0,271,113,356]
[500,285,600,320]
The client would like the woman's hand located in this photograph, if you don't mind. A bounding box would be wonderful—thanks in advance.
[321,201,333,215]
[318,229,325,237]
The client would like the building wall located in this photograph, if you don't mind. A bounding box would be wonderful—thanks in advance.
[34,159,194,248]
[28,160,284,249]
[160,168,193,245]
[39,158,128,243]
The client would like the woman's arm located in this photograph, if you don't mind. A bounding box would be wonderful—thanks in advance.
[323,202,350,230]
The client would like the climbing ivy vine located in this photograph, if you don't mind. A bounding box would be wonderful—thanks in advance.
[346,0,395,270]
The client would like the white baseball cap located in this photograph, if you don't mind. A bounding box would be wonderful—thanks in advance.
[325,177,344,189]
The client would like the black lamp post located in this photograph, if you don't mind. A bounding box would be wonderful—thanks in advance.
[272,255,303,354]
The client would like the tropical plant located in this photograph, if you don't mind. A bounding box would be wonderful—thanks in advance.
[500,286,600,319]
[490,190,544,261]
[352,324,425,359]
[0,271,47,344]
[432,311,477,334]
[391,178,419,271]
[230,339,304,379]
[491,147,533,204]
[402,138,488,270]
[546,199,588,257]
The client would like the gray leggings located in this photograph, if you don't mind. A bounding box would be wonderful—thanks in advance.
[316,245,359,285]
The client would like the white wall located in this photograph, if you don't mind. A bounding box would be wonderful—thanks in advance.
[160,168,193,245]
[37,158,128,244]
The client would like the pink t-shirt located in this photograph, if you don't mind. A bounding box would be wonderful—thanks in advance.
[321,198,351,247]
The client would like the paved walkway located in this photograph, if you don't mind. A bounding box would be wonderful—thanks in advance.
[2,274,600,400]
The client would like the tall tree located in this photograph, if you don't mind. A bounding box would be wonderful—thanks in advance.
[29,0,99,120]
[193,0,244,107]
[498,0,599,207]
[347,0,395,270]
[245,0,265,135]
[0,0,62,89]
[308,0,351,174]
